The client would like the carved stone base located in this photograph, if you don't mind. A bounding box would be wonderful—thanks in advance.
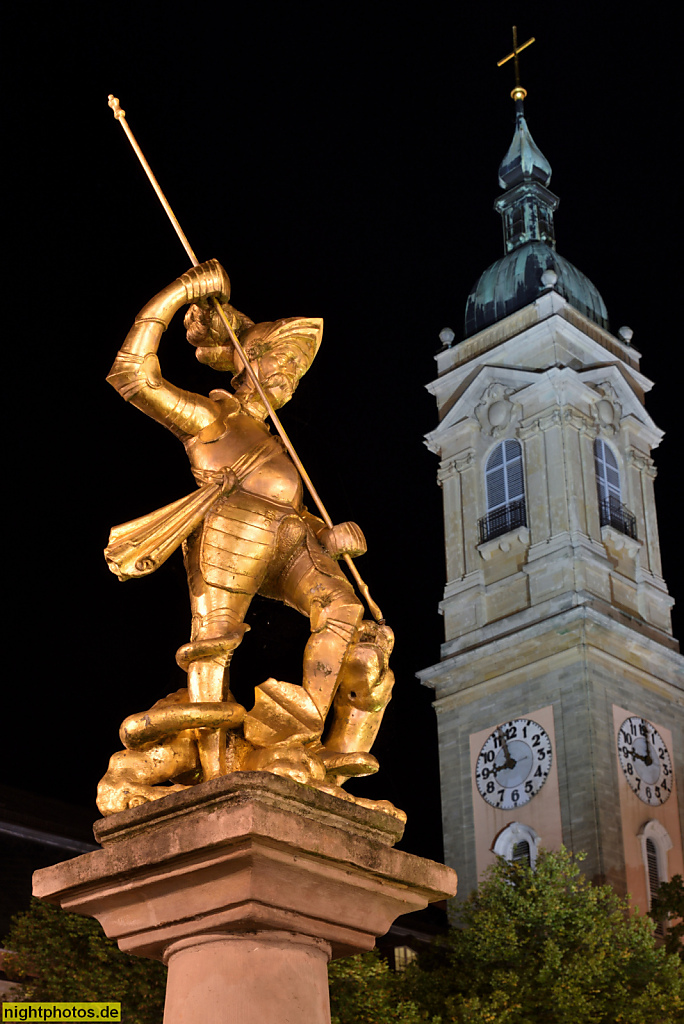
[33,773,457,1024]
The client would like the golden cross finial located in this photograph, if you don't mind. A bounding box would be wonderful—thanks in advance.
[497,26,535,101]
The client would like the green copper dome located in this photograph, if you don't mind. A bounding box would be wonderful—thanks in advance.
[464,100,608,338]
[465,242,608,337]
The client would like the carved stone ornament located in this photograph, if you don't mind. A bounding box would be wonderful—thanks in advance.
[478,526,530,560]
[627,448,657,479]
[601,524,642,561]
[475,383,521,437]
[593,382,623,436]
[438,450,476,484]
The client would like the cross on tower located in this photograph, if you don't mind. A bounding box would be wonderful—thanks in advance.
[497,26,535,101]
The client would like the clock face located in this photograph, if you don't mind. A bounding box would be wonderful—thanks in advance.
[476,718,552,810]
[617,716,673,805]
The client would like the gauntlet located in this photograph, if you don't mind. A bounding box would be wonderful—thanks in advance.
[319,522,367,560]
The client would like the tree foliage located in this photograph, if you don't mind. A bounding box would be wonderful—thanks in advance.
[650,874,684,960]
[330,849,684,1024]
[404,848,684,1024]
[3,899,166,1024]
[328,949,439,1024]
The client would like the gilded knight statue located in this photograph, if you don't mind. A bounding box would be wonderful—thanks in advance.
[98,259,401,819]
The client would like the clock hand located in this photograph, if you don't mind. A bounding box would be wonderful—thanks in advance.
[624,722,653,766]
[630,749,652,765]
[497,727,517,770]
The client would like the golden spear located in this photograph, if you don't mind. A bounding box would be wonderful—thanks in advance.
[107,96,383,623]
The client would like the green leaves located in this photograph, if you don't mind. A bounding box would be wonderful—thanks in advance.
[329,849,684,1024]
[649,875,684,960]
[413,849,684,1024]
[328,950,438,1024]
[4,899,166,1024]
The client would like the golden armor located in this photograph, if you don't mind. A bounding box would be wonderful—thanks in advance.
[98,260,402,820]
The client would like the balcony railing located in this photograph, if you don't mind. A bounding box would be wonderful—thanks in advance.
[599,496,637,539]
[478,498,527,544]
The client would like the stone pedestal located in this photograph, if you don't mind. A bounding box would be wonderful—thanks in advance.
[33,773,457,1024]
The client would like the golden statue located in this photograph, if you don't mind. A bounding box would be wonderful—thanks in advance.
[98,258,401,820]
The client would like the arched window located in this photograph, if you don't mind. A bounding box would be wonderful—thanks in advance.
[594,439,637,538]
[646,839,660,899]
[639,820,672,935]
[594,438,621,505]
[480,440,527,543]
[512,839,531,867]
[493,822,540,869]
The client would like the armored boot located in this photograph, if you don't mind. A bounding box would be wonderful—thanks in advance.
[176,627,248,781]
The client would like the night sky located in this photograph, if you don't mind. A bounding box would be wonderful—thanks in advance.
[5,5,679,862]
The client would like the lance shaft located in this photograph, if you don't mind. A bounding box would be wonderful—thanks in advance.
[107,96,383,623]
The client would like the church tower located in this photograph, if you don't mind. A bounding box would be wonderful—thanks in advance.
[419,56,684,914]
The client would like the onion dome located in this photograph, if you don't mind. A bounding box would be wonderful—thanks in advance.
[464,99,608,339]
[465,243,608,338]
[498,106,552,188]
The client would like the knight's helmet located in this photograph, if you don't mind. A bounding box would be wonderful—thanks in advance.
[232,317,324,408]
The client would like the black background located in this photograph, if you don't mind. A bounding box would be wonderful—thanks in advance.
[4,3,680,861]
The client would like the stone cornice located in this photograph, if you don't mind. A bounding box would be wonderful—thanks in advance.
[432,294,641,381]
[418,602,683,699]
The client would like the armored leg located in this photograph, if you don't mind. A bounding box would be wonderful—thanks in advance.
[287,558,363,716]
[179,530,253,779]
[323,621,395,764]
[243,539,364,758]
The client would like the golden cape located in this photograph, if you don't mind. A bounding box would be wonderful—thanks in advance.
[105,436,285,582]
[105,479,229,582]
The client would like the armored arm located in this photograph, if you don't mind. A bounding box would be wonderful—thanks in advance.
[107,260,231,438]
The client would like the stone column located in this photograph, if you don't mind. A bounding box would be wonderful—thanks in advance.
[163,932,332,1024]
[33,773,457,1024]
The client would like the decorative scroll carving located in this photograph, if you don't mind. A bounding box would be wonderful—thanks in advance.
[475,383,521,437]
[627,448,657,479]
[438,450,476,483]
[518,407,562,439]
[563,407,598,437]
[593,381,623,436]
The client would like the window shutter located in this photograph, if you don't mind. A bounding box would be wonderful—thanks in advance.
[646,838,665,936]
[487,467,506,509]
[512,840,531,866]
[507,458,524,501]
[594,439,621,503]
[486,440,524,511]
[646,838,660,905]
[488,445,504,469]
